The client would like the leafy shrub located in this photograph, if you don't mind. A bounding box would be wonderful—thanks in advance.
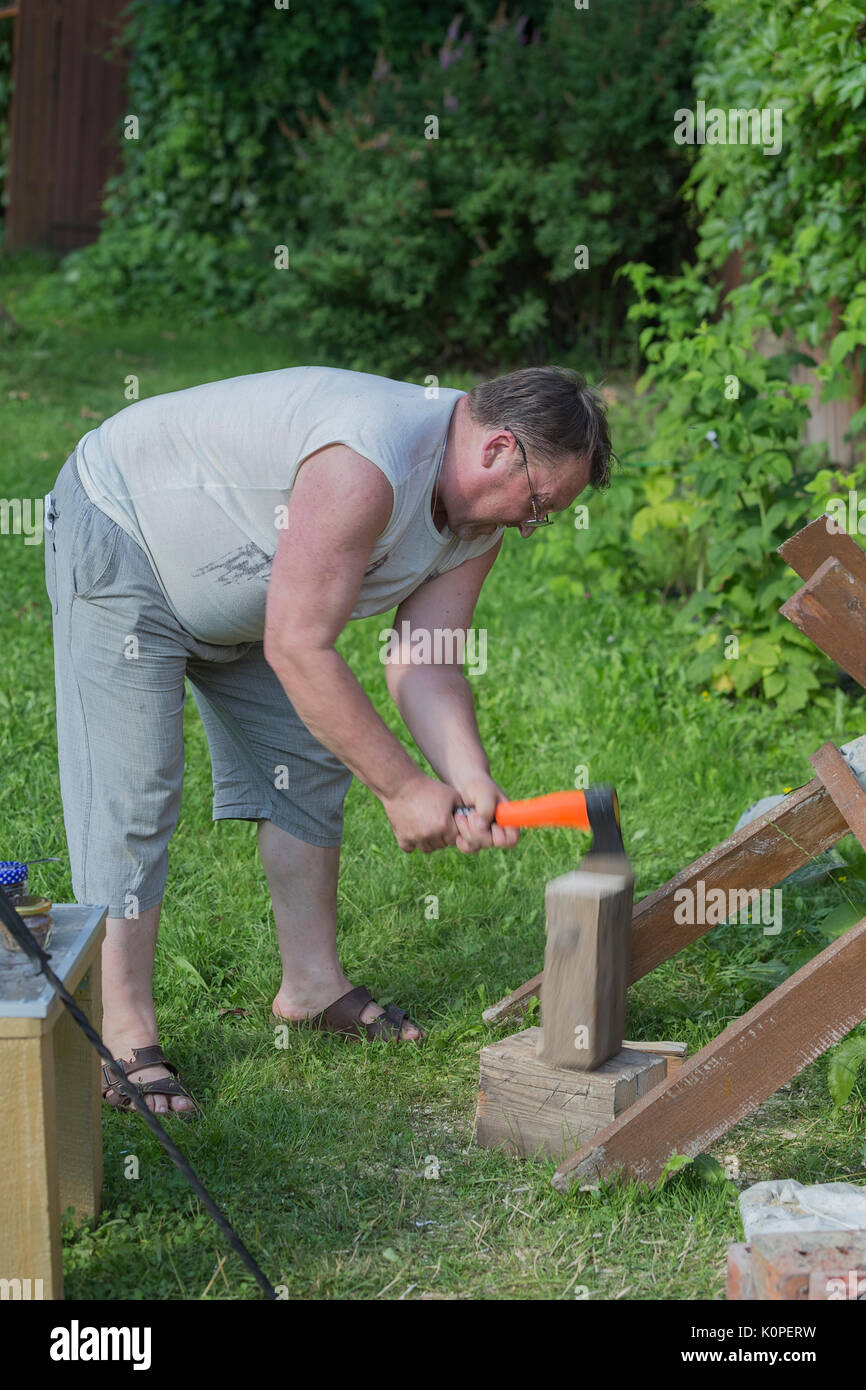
[615,0,866,712]
[44,0,705,374]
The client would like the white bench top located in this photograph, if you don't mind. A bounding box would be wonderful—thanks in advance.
[0,903,107,1017]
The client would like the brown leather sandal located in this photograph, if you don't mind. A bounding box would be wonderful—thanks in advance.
[270,985,426,1045]
[101,1044,200,1116]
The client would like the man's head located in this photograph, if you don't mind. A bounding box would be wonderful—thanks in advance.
[440,366,614,541]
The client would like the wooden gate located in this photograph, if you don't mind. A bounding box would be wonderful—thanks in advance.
[4,0,129,252]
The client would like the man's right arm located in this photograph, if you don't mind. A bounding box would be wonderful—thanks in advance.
[263,444,464,852]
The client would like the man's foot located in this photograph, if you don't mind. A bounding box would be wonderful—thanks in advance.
[101,1037,197,1115]
[272,980,424,1043]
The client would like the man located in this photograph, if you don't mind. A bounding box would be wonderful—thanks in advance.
[44,363,611,1114]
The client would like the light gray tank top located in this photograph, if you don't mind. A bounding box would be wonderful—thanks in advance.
[74,365,503,643]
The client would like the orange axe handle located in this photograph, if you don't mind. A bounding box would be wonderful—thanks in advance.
[492,790,591,830]
[454,791,593,830]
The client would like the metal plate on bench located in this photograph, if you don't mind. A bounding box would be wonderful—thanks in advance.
[0,904,107,1016]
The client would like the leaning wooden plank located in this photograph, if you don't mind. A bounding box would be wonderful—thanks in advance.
[482,974,542,1026]
[809,741,866,854]
[629,775,847,981]
[537,856,634,1070]
[485,775,849,1026]
[551,914,866,1190]
[780,556,866,690]
[778,515,866,586]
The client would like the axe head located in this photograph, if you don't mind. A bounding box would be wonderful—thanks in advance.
[583,783,627,861]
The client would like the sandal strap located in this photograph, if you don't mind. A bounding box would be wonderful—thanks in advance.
[316,985,376,1033]
[101,1046,195,1109]
[308,986,421,1043]
[138,1076,195,1102]
[128,1044,177,1076]
[375,1004,408,1038]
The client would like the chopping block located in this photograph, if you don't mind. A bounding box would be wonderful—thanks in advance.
[475,800,683,1161]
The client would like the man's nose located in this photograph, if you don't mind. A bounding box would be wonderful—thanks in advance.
[517,522,536,539]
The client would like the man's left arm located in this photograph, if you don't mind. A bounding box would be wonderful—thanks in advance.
[385,539,519,854]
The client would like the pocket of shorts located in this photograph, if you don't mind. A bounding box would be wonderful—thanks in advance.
[44,530,59,616]
[71,502,124,599]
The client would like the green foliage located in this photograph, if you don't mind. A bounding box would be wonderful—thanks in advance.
[828,1036,866,1110]
[615,0,866,709]
[45,0,705,373]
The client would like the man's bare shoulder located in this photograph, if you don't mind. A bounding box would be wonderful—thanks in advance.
[292,443,394,533]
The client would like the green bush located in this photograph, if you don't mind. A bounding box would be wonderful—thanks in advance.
[615,0,866,712]
[46,0,705,373]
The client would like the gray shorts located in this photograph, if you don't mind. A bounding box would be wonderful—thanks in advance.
[44,454,353,917]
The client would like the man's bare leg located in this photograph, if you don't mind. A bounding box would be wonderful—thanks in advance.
[258,818,421,1041]
[101,902,196,1114]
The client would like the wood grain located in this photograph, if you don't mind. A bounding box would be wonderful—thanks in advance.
[476,1028,666,1161]
[778,514,866,586]
[780,556,866,689]
[809,740,866,854]
[537,856,633,1070]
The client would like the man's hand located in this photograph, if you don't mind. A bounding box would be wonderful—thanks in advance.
[452,774,520,854]
[381,772,464,853]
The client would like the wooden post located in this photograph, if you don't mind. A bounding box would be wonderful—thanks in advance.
[537,855,633,1070]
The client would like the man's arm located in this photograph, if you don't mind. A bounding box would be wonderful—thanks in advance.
[385,540,519,851]
[263,444,476,853]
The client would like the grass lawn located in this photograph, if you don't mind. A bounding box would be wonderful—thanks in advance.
[2,254,866,1300]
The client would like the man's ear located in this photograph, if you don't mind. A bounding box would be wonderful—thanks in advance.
[479,430,511,471]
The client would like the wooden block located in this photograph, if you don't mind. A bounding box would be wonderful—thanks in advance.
[475,1027,666,1161]
[537,855,634,1070]
[0,904,106,1297]
[551,909,866,1190]
[750,1231,866,1301]
[780,555,866,690]
[622,1040,688,1078]
[778,514,866,586]
[0,1032,63,1299]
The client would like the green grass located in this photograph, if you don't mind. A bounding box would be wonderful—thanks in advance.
[2,253,866,1300]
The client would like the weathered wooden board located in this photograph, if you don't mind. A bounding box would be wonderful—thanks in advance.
[537,856,633,1070]
[551,912,866,1190]
[808,740,866,854]
[476,1028,666,1161]
[780,556,866,690]
[778,514,866,586]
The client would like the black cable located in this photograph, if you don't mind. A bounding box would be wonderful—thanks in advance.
[0,885,277,1300]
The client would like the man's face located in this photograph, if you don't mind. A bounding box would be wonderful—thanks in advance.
[445,427,591,541]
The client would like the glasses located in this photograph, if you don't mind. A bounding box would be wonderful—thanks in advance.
[504,426,551,529]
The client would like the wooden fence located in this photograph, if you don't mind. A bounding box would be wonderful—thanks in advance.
[4,0,129,252]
